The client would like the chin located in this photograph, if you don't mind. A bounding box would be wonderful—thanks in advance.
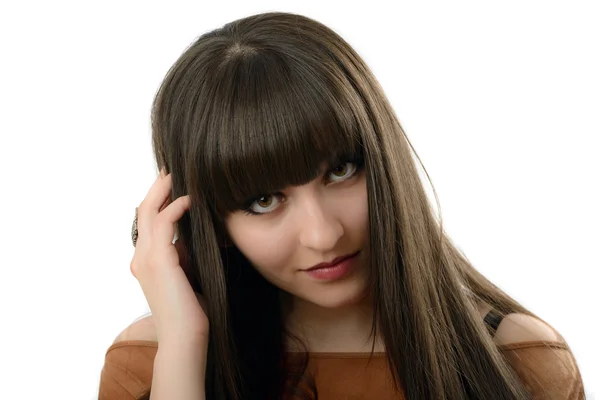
[305,279,369,309]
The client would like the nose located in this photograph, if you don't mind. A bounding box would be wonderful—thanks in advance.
[296,193,344,251]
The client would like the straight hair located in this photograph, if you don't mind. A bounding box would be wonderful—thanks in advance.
[144,11,557,399]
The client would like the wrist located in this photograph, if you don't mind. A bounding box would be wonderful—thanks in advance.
[158,337,208,360]
[151,345,207,400]
[158,329,209,350]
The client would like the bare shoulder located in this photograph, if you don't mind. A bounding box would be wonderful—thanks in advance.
[113,314,158,344]
[493,313,585,397]
[494,312,561,346]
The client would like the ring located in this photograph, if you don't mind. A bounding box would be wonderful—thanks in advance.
[131,207,138,247]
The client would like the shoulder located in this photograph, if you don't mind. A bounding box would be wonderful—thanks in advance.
[112,314,158,344]
[476,302,560,345]
[493,312,561,346]
[98,315,158,399]
[493,313,585,398]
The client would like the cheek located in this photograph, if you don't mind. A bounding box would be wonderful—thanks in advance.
[337,180,369,240]
[224,217,293,276]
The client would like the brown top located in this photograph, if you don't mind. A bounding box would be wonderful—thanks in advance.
[98,338,584,399]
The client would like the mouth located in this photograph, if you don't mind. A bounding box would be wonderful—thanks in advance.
[305,250,361,271]
[302,251,361,281]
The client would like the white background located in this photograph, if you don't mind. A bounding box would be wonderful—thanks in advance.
[0,1,598,399]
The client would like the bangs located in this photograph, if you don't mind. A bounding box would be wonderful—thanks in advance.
[198,51,364,215]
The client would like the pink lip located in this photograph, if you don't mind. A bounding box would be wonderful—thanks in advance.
[304,251,360,281]
[306,251,360,271]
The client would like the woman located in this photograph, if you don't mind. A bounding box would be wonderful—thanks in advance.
[98,11,585,400]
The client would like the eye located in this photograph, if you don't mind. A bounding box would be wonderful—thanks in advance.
[245,194,283,215]
[327,161,358,183]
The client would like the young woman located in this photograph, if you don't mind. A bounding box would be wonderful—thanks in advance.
[98,11,585,400]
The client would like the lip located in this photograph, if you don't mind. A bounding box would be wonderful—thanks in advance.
[305,251,360,271]
[303,251,360,281]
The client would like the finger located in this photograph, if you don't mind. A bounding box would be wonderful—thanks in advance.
[156,169,173,213]
[145,173,173,213]
[138,173,173,233]
[158,193,171,213]
[154,195,192,244]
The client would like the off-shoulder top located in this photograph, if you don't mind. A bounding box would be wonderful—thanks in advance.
[97,310,585,399]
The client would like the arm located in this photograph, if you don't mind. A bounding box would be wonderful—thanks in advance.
[130,171,210,399]
[150,339,208,400]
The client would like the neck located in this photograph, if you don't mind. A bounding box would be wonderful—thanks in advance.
[280,291,385,353]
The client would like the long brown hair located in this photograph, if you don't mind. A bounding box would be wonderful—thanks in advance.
[145,11,546,399]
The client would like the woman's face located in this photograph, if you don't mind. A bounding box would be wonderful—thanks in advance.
[224,160,370,309]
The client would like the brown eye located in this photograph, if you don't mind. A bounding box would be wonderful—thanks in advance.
[257,196,273,207]
[331,164,348,177]
[248,194,283,214]
[327,162,357,182]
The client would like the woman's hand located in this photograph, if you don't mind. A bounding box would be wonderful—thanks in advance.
[130,168,209,346]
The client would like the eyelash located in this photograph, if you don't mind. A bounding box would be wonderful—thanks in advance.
[242,159,364,216]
